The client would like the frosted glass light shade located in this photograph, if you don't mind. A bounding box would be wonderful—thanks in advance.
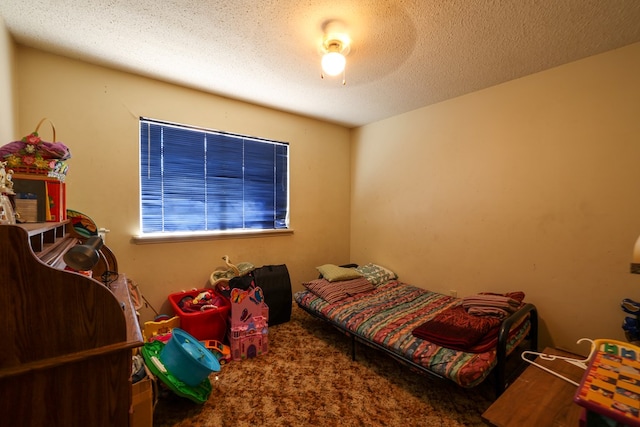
[322,52,346,76]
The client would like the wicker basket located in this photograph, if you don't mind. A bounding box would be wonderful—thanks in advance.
[1,118,70,182]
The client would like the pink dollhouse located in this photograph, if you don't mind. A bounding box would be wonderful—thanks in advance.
[229,286,269,361]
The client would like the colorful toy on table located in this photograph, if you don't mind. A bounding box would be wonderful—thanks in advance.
[574,339,640,427]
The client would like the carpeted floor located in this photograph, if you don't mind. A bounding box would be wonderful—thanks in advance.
[152,304,495,427]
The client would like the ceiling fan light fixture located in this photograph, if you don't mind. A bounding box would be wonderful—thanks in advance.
[319,27,351,84]
[321,51,346,76]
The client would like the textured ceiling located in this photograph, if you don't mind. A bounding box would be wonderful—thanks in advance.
[1,0,640,128]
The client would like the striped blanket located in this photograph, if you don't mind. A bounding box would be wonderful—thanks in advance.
[294,280,531,388]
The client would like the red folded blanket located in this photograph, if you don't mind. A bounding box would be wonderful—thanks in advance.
[411,291,525,352]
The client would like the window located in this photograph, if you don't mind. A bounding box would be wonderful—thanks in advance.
[139,118,289,236]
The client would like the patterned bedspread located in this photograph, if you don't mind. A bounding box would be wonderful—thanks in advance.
[294,280,531,388]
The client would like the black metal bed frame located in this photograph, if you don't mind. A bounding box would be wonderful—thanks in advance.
[296,300,538,398]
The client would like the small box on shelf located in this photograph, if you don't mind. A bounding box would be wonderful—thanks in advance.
[12,173,66,223]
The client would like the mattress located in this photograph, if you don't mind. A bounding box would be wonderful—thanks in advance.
[294,279,531,388]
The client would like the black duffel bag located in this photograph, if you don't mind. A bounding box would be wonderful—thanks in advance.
[252,264,292,326]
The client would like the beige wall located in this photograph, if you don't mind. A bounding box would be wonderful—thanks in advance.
[0,16,16,141]
[14,47,351,321]
[7,37,640,354]
[351,42,640,354]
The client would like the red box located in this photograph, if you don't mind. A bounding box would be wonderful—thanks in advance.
[168,289,230,341]
[45,180,66,222]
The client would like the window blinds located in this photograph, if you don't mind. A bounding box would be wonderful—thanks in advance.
[140,118,289,234]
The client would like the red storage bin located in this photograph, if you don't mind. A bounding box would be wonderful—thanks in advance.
[168,289,230,341]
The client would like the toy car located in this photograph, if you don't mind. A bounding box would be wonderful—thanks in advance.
[202,339,232,364]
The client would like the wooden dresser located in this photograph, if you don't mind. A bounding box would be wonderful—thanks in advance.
[0,222,144,426]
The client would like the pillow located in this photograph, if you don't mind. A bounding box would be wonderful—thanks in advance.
[316,264,362,282]
[355,263,397,286]
[303,277,375,304]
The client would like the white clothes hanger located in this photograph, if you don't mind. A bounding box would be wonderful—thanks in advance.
[521,338,596,386]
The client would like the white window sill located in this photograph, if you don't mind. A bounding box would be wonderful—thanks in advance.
[131,228,293,244]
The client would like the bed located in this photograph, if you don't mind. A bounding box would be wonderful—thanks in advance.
[294,263,538,397]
